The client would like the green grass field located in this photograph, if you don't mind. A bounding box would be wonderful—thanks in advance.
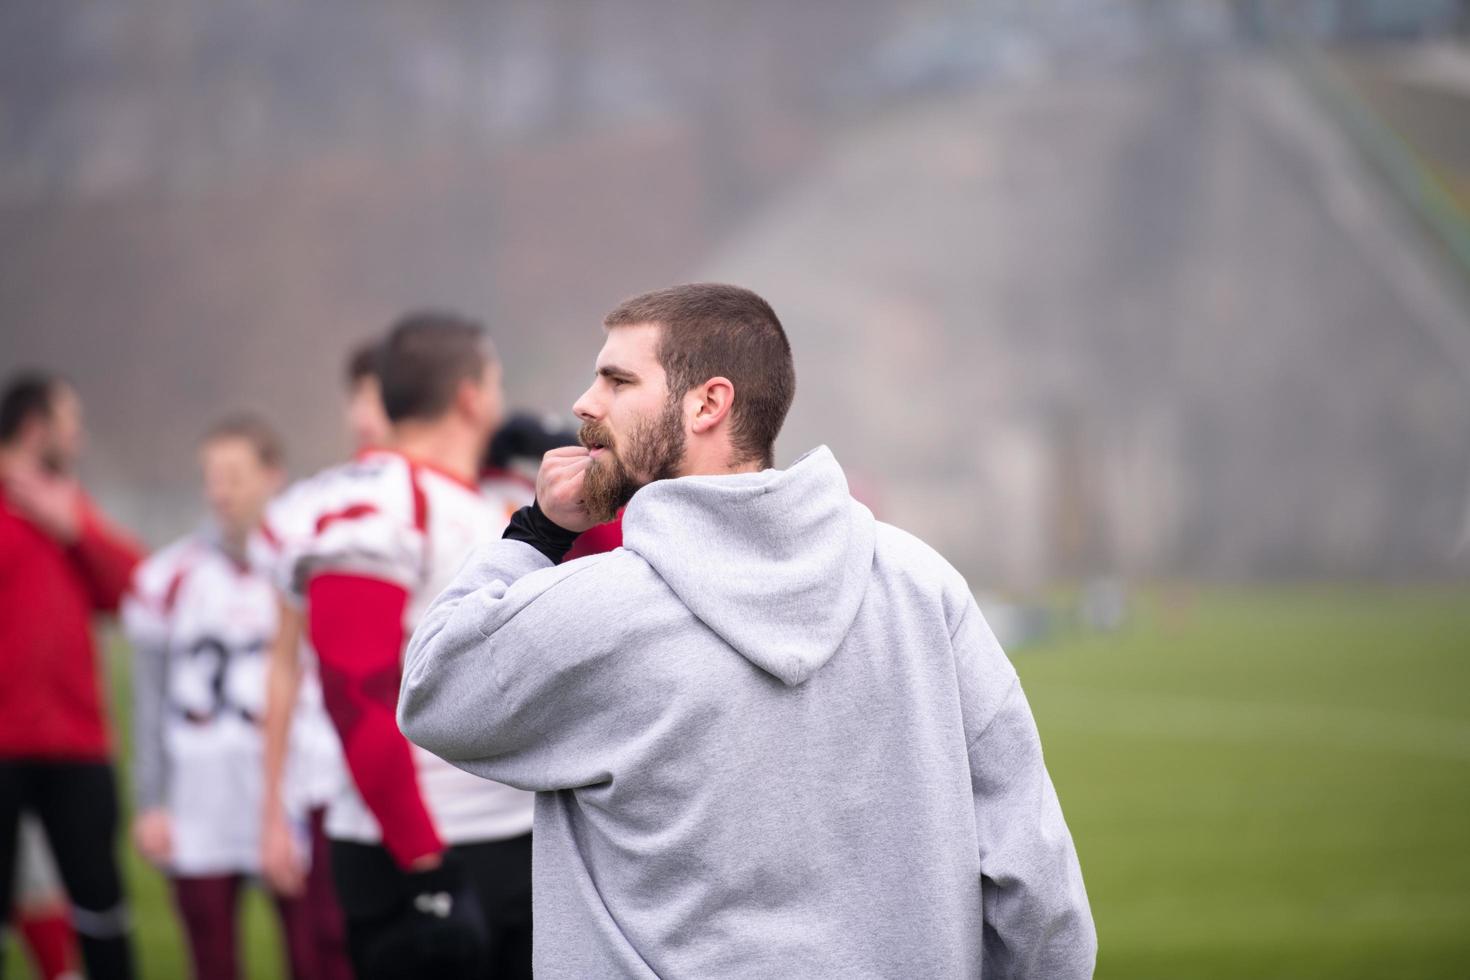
[6,585,1469,978]
[1025,585,1470,979]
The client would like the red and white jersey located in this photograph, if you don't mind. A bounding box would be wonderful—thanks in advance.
[280,448,535,846]
[122,530,278,875]
[257,475,329,602]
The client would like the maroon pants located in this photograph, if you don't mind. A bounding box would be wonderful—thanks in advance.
[172,810,353,980]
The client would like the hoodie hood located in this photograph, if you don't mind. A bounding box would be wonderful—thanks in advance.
[621,446,875,686]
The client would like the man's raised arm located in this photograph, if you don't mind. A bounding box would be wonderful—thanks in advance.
[401,445,601,770]
[398,529,570,773]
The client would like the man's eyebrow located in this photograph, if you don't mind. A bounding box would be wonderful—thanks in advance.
[597,365,639,381]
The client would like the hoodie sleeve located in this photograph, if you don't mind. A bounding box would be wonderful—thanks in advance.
[951,599,1097,980]
[400,537,624,790]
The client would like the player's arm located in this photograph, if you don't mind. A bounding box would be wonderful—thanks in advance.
[308,571,443,870]
[951,599,1096,979]
[260,594,306,894]
[120,583,173,867]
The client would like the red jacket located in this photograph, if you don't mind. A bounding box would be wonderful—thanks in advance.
[0,485,142,759]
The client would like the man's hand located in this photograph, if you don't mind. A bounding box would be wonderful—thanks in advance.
[536,446,599,534]
[132,808,173,868]
[3,462,81,543]
[261,807,306,896]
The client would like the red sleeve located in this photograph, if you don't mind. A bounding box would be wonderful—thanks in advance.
[68,497,144,613]
[563,512,624,562]
[308,573,443,868]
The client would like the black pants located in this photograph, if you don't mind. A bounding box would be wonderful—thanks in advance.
[0,760,134,980]
[330,834,532,980]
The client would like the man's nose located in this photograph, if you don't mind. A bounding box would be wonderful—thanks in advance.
[572,386,601,423]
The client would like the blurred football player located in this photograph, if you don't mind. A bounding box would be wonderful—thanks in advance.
[122,415,335,980]
[342,343,392,454]
[270,314,536,979]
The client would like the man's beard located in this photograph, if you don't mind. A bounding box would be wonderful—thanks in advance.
[578,399,685,524]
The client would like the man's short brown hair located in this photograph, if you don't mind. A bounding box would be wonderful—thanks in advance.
[202,413,285,469]
[379,311,495,424]
[344,340,383,388]
[604,283,795,468]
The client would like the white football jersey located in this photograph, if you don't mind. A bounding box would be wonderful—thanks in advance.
[122,530,279,875]
[280,448,535,846]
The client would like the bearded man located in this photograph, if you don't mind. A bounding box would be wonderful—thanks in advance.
[399,283,1096,980]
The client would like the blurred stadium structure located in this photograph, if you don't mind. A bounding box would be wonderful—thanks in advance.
[3,0,1470,589]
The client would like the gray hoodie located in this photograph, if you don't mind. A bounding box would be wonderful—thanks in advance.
[401,446,1095,979]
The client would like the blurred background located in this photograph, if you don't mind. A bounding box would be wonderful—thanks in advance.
[3,0,1469,977]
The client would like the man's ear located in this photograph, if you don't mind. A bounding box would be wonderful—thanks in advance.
[689,377,735,435]
[454,376,482,421]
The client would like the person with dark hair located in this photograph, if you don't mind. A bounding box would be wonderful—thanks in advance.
[121,414,332,980]
[343,341,391,453]
[401,283,1096,979]
[0,371,141,980]
[268,313,537,980]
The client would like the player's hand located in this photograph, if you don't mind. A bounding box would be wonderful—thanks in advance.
[536,446,598,534]
[132,808,173,867]
[261,808,306,897]
[2,462,81,543]
[409,851,444,872]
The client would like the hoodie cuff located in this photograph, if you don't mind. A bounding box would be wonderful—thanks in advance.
[503,501,581,563]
